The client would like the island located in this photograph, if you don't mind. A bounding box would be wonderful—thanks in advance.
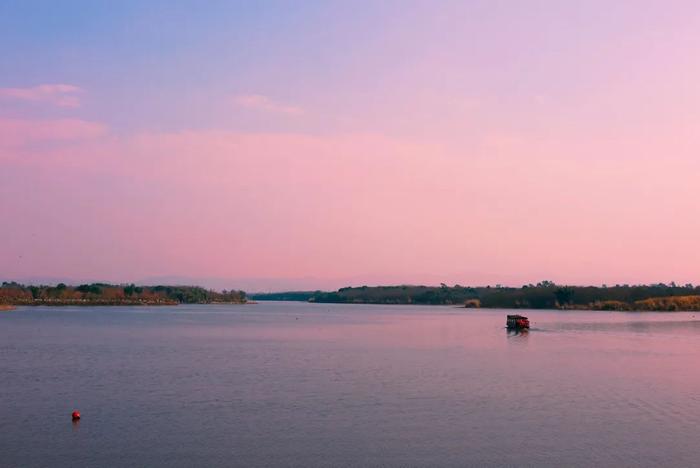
[250,281,700,311]
[0,282,247,306]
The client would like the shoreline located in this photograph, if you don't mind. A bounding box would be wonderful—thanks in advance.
[0,283,247,308]
[253,285,700,312]
[1,301,249,307]
[254,299,700,312]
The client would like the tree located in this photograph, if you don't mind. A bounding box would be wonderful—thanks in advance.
[77,284,102,295]
[555,287,574,306]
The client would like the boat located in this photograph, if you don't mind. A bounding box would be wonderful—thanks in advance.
[506,314,529,329]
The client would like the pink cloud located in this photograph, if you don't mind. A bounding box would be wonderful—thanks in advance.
[232,94,304,115]
[0,83,83,107]
[0,118,108,152]
[3,123,700,286]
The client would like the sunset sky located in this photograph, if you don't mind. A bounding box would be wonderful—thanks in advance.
[2,1,700,291]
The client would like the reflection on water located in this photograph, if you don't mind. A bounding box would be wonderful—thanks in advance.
[506,328,529,338]
[2,303,700,468]
[546,319,700,334]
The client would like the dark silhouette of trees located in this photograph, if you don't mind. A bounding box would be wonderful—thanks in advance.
[555,287,574,306]
[0,283,247,305]
[253,281,700,311]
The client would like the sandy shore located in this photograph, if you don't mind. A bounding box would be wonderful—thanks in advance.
[0,304,16,311]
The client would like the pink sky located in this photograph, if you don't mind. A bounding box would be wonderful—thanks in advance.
[2,2,700,290]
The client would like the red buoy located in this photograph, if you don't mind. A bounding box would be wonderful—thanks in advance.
[72,411,81,421]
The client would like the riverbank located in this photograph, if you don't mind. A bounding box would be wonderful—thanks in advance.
[0,299,254,307]
[0,282,247,306]
[251,283,700,312]
[0,305,16,311]
[5,299,178,306]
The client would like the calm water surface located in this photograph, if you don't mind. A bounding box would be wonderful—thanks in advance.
[2,302,700,467]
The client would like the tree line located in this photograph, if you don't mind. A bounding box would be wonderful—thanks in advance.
[0,282,247,305]
[250,282,700,311]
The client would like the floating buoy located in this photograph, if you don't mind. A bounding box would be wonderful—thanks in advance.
[72,411,81,421]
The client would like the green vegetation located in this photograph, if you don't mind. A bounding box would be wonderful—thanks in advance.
[6,280,700,311]
[248,291,319,301]
[0,282,246,306]
[251,281,700,311]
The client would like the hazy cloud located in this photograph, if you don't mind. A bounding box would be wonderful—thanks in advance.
[0,118,107,151]
[0,84,83,108]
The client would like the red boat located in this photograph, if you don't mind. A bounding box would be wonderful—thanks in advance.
[506,315,530,329]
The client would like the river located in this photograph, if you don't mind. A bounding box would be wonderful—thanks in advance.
[1,302,699,467]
